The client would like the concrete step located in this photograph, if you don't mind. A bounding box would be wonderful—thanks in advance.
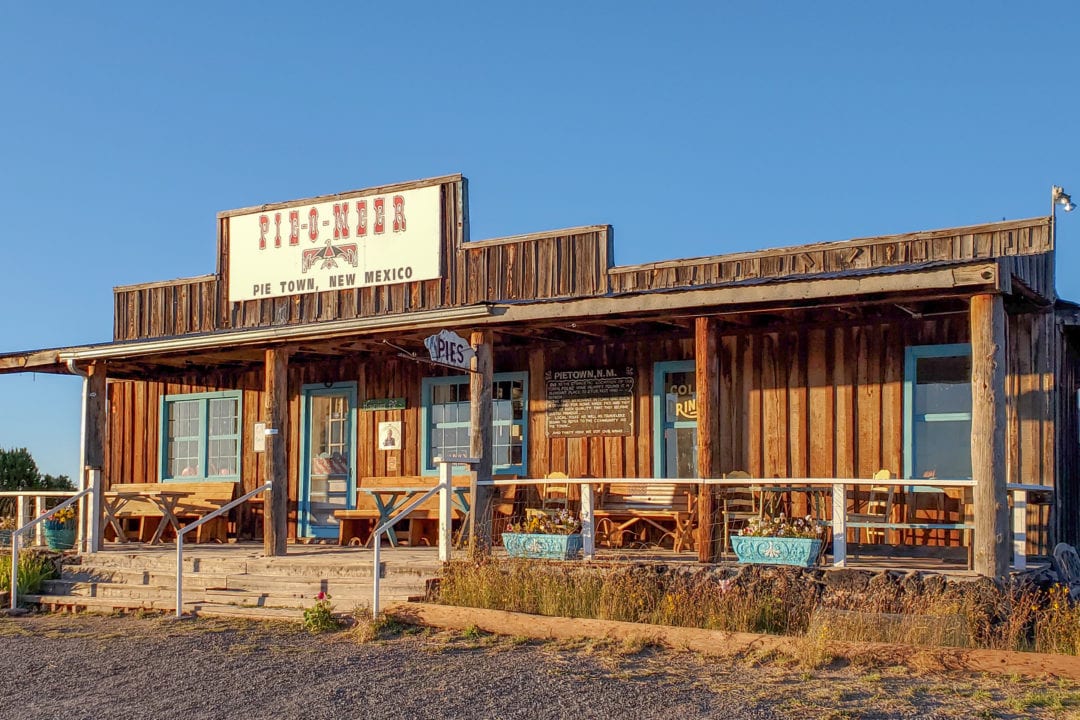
[25,592,422,617]
[39,579,427,608]
[77,552,439,579]
[61,566,421,596]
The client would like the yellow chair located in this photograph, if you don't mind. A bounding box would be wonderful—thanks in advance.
[540,471,571,512]
[849,469,895,544]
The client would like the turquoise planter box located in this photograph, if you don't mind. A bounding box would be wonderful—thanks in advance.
[502,532,583,560]
[730,536,822,567]
[43,521,75,551]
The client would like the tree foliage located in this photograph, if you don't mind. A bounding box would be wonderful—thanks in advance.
[0,447,73,491]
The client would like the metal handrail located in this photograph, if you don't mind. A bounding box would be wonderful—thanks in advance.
[175,482,271,619]
[370,483,444,617]
[9,488,91,610]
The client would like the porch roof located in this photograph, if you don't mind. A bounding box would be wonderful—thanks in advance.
[0,256,1008,379]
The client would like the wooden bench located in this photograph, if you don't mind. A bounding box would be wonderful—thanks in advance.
[334,476,519,546]
[592,483,696,552]
[105,482,238,543]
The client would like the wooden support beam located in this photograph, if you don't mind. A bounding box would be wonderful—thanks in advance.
[695,317,720,562]
[264,347,290,556]
[970,294,1009,577]
[469,330,494,555]
[85,362,107,551]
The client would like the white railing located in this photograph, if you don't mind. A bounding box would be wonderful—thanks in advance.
[468,476,1047,569]
[175,482,271,619]
[370,457,478,617]
[1,490,81,547]
[8,488,91,610]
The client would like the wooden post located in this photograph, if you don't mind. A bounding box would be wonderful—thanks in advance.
[84,362,107,552]
[264,348,290,557]
[695,317,720,562]
[469,330,494,555]
[970,294,1009,577]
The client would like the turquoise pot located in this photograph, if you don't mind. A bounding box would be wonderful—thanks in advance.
[43,521,76,551]
[730,535,821,567]
[502,532,582,560]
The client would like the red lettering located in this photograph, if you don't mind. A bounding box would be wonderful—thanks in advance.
[393,195,406,232]
[356,200,367,236]
[333,203,350,239]
[289,210,300,246]
[308,207,319,241]
[258,215,269,250]
[273,213,283,248]
[373,197,385,234]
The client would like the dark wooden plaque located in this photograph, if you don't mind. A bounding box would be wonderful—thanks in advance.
[545,366,635,438]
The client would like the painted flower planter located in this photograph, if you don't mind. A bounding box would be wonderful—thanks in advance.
[502,532,583,560]
[43,521,76,551]
[730,535,822,567]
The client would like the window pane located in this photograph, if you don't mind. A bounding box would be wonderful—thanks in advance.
[664,371,696,424]
[914,419,972,478]
[209,398,238,436]
[915,356,972,415]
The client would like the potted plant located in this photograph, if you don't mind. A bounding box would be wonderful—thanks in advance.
[731,514,823,567]
[43,506,77,551]
[502,509,583,560]
[0,515,15,548]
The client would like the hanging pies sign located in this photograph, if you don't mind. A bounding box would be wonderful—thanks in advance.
[424,329,475,370]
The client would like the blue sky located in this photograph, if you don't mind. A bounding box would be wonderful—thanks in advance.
[1,2,1077,479]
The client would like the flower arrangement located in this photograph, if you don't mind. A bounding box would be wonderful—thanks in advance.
[46,506,76,527]
[508,508,581,536]
[739,514,822,539]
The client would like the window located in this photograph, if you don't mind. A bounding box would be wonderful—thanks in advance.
[653,360,697,478]
[160,391,242,482]
[420,373,527,475]
[904,344,972,480]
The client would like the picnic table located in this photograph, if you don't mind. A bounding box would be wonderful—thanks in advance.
[361,484,471,547]
[103,489,191,544]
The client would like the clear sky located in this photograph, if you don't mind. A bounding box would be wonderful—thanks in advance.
[1,2,1077,479]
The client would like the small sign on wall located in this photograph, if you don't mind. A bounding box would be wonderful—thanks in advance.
[253,422,267,453]
[362,398,406,411]
[379,421,402,451]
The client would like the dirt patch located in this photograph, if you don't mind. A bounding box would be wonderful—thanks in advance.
[2,613,1080,719]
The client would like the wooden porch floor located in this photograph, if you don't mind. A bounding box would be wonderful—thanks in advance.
[84,540,1046,578]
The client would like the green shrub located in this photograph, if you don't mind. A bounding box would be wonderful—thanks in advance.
[302,592,341,633]
[0,550,58,595]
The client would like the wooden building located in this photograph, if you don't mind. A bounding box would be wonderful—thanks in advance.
[2,174,1077,574]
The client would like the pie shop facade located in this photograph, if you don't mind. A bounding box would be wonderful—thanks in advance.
[2,173,1077,575]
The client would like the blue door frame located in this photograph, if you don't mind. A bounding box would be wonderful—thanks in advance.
[299,382,357,539]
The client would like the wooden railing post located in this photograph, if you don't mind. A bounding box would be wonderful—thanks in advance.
[85,362,107,552]
[970,294,1009,577]
[469,330,494,555]
[264,348,290,556]
[695,317,720,562]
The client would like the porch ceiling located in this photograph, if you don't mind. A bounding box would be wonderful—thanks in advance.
[0,259,1004,379]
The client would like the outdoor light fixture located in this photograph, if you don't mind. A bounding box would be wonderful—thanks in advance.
[1053,185,1075,213]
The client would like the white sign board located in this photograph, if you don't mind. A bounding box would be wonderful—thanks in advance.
[227,184,442,302]
[424,329,475,371]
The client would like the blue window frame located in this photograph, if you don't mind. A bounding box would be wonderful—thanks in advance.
[160,391,242,482]
[903,344,972,480]
[420,372,527,475]
[653,360,697,479]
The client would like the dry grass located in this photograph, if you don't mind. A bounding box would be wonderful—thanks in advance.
[437,559,1080,656]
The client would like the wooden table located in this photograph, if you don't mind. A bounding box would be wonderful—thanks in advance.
[102,489,191,544]
[361,486,470,547]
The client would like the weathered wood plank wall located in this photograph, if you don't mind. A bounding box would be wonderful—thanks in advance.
[608,219,1052,296]
[104,310,1057,552]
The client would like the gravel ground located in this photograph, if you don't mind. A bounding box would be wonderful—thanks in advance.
[1,614,1079,720]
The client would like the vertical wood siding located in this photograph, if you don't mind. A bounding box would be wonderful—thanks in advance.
[104,311,1057,552]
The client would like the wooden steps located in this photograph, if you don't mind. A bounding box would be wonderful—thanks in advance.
[23,546,441,620]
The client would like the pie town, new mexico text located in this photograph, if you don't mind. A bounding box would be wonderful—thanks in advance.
[226,184,442,302]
